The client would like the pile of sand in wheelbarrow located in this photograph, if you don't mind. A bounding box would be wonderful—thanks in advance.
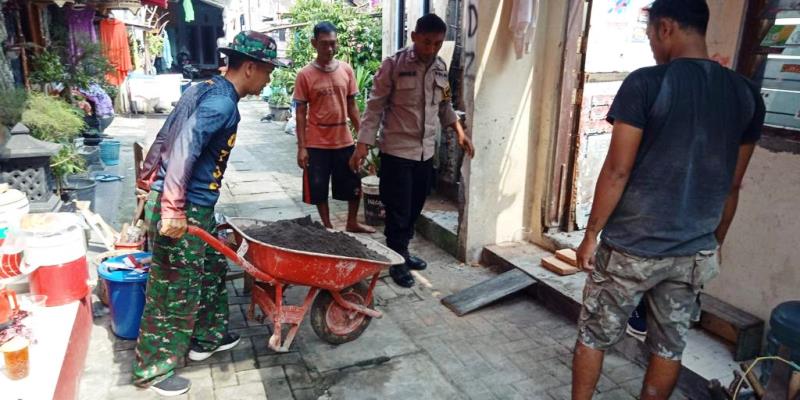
[241,216,389,262]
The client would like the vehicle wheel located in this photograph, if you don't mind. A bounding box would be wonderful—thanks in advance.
[310,281,373,345]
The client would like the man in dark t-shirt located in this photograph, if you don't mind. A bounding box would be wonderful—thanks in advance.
[571,1,765,399]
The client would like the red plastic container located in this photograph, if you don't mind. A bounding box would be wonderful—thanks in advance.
[28,256,89,306]
[20,213,89,306]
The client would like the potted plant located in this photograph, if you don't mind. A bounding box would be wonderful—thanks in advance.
[20,93,90,200]
[268,92,292,122]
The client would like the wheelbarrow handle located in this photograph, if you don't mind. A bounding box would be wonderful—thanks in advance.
[185,225,276,284]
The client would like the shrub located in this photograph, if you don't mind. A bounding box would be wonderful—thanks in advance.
[21,93,85,143]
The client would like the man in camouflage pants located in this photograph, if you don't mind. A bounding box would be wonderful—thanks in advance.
[133,32,284,397]
[571,1,764,400]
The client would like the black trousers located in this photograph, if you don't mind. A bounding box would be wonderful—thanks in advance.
[379,153,433,259]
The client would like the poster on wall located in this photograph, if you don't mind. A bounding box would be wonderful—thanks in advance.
[585,0,655,73]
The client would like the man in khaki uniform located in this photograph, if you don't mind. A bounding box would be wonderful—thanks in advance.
[350,14,475,288]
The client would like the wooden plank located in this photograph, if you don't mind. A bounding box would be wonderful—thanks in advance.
[483,243,585,305]
[699,293,764,362]
[441,269,536,316]
[133,142,145,180]
[541,256,580,276]
[555,249,578,266]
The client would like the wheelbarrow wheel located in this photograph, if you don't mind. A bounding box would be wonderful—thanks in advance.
[310,281,373,345]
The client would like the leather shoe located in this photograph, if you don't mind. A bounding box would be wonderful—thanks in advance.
[389,265,415,288]
[405,255,427,271]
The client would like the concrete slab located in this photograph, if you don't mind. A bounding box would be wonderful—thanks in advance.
[323,353,462,400]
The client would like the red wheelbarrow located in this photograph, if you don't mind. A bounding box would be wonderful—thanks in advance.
[187,217,404,353]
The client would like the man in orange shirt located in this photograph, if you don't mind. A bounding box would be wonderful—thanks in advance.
[293,22,375,233]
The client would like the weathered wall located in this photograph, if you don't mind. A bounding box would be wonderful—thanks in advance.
[705,146,800,322]
[462,0,568,261]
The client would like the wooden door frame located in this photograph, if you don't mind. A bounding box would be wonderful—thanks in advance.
[544,0,592,233]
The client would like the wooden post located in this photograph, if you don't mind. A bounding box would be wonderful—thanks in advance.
[12,2,29,90]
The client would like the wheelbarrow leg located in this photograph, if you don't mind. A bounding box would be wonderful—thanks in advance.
[364,272,380,306]
[269,283,284,352]
[251,281,321,353]
[279,287,319,352]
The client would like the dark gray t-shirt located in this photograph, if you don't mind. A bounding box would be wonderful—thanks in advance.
[601,58,765,257]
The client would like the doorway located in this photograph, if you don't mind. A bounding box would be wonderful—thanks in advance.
[546,0,748,236]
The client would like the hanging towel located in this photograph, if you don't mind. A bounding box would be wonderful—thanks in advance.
[162,30,173,69]
[509,0,540,59]
[100,19,133,86]
[183,0,195,23]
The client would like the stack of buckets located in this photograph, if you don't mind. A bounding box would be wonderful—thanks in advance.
[98,253,150,339]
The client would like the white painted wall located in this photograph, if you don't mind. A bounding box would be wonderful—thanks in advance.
[463,0,567,261]
[706,146,800,322]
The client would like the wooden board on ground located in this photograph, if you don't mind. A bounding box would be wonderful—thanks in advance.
[699,293,764,361]
[541,256,580,276]
[555,249,578,266]
[441,269,536,316]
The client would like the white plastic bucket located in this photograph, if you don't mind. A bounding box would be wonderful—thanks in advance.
[0,188,29,231]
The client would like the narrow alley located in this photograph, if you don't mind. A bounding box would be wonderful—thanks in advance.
[77,100,666,400]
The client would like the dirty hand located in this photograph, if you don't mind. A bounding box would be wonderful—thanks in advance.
[297,147,309,169]
[576,234,598,272]
[349,143,369,173]
[160,217,188,239]
[458,133,475,158]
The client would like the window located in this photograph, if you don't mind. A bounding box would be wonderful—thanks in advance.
[738,2,800,143]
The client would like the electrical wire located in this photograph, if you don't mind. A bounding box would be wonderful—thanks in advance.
[733,356,800,399]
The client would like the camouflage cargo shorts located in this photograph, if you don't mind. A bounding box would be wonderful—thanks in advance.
[577,243,719,360]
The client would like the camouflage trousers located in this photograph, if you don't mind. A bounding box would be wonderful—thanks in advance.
[133,191,229,386]
[577,243,719,361]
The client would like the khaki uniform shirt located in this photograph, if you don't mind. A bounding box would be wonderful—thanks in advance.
[357,47,459,161]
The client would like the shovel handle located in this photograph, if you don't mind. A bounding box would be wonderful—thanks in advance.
[185,226,276,284]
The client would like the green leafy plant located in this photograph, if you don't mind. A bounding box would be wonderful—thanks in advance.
[354,65,373,113]
[269,91,291,107]
[50,144,86,192]
[0,89,29,128]
[29,39,115,104]
[286,0,381,73]
[21,93,85,143]
[269,68,298,97]
[30,50,66,85]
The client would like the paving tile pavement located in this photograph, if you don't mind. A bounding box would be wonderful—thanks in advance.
[78,101,668,400]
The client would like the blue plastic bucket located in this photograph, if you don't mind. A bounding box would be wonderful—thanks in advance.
[98,252,150,339]
[99,140,121,166]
